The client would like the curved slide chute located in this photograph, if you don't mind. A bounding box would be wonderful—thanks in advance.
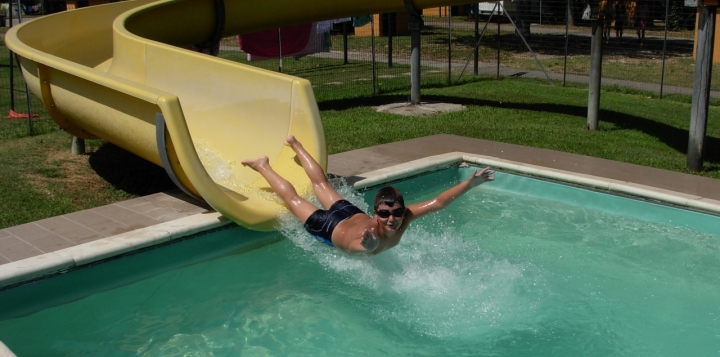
[5,0,471,231]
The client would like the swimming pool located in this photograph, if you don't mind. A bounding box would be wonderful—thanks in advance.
[0,166,718,356]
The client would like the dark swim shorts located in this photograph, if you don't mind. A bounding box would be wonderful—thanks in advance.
[304,200,365,246]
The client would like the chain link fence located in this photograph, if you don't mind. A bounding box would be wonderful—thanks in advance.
[0,1,708,139]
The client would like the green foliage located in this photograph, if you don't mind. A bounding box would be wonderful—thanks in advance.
[667,0,696,31]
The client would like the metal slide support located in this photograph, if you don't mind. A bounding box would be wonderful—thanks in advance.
[688,6,716,171]
[587,19,602,131]
[194,0,225,54]
[155,113,202,200]
[404,0,423,104]
[71,137,85,155]
[278,28,283,72]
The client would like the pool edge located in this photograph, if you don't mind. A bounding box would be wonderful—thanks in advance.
[0,213,232,289]
[352,152,720,215]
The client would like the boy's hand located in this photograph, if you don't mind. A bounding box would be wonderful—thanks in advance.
[468,166,495,188]
[360,228,380,252]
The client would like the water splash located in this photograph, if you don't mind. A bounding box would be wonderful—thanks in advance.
[278,179,548,341]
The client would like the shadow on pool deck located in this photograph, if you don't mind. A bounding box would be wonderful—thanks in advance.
[1,134,719,266]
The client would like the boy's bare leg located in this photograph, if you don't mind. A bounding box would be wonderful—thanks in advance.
[285,136,343,209]
[241,156,318,223]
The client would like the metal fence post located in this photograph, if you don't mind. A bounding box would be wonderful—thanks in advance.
[8,0,15,111]
[343,22,348,64]
[16,0,34,135]
[660,0,670,98]
[496,9,500,79]
[388,13,394,68]
[448,12,452,85]
[563,0,570,86]
[371,16,377,95]
[474,3,479,75]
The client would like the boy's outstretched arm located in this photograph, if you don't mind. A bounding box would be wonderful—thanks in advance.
[333,228,380,255]
[406,166,495,220]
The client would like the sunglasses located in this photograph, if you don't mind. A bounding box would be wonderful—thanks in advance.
[375,207,406,218]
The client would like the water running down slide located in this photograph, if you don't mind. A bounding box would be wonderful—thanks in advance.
[5,0,471,230]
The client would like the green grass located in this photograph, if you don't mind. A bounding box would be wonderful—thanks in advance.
[1,76,718,229]
[320,77,720,179]
[0,131,176,228]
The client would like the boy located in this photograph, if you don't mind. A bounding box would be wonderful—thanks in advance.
[242,136,495,254]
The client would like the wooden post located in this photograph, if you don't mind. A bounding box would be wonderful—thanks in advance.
[688,5,716,171]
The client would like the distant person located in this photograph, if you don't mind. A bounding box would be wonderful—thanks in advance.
[615,0,626,40]
[602,0,615,44]
[242,136,495,255]
[634,1,650,46]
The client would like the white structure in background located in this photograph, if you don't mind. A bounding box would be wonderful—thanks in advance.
[475,0,562,24]
[477,1,505,16]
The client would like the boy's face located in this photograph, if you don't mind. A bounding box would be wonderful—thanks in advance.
[375,202,405,233]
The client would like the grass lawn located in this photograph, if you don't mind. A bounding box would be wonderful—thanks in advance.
[0,132,176,228]
[1,75,718,229]
[322,78,720,178]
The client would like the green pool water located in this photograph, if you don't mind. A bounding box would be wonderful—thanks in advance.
[0,167,718,356]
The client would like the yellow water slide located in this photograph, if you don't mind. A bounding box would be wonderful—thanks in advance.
[5,0,470,231]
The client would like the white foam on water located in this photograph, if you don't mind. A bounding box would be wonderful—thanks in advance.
[278,180,549,341]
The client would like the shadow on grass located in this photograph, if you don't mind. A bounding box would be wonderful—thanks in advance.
[88,143,177,197]
[319,93,720,167]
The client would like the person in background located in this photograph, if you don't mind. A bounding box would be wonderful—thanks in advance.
[634,0,650,46]
[615,0,626,41]
[602,0,615,44]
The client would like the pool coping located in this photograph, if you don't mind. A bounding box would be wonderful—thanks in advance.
[0,213,231,289]
[353,152,720,214]
[1,152,719,290]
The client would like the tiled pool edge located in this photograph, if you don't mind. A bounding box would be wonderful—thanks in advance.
[0,213,232,289]
[352,152,720,215]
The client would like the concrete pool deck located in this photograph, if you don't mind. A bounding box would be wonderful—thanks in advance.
[1,134,719,277]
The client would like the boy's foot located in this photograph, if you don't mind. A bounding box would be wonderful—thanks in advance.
[241,156,270,170]
[285,135,299,147]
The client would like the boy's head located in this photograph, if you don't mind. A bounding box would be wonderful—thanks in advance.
[373,186,404,210]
